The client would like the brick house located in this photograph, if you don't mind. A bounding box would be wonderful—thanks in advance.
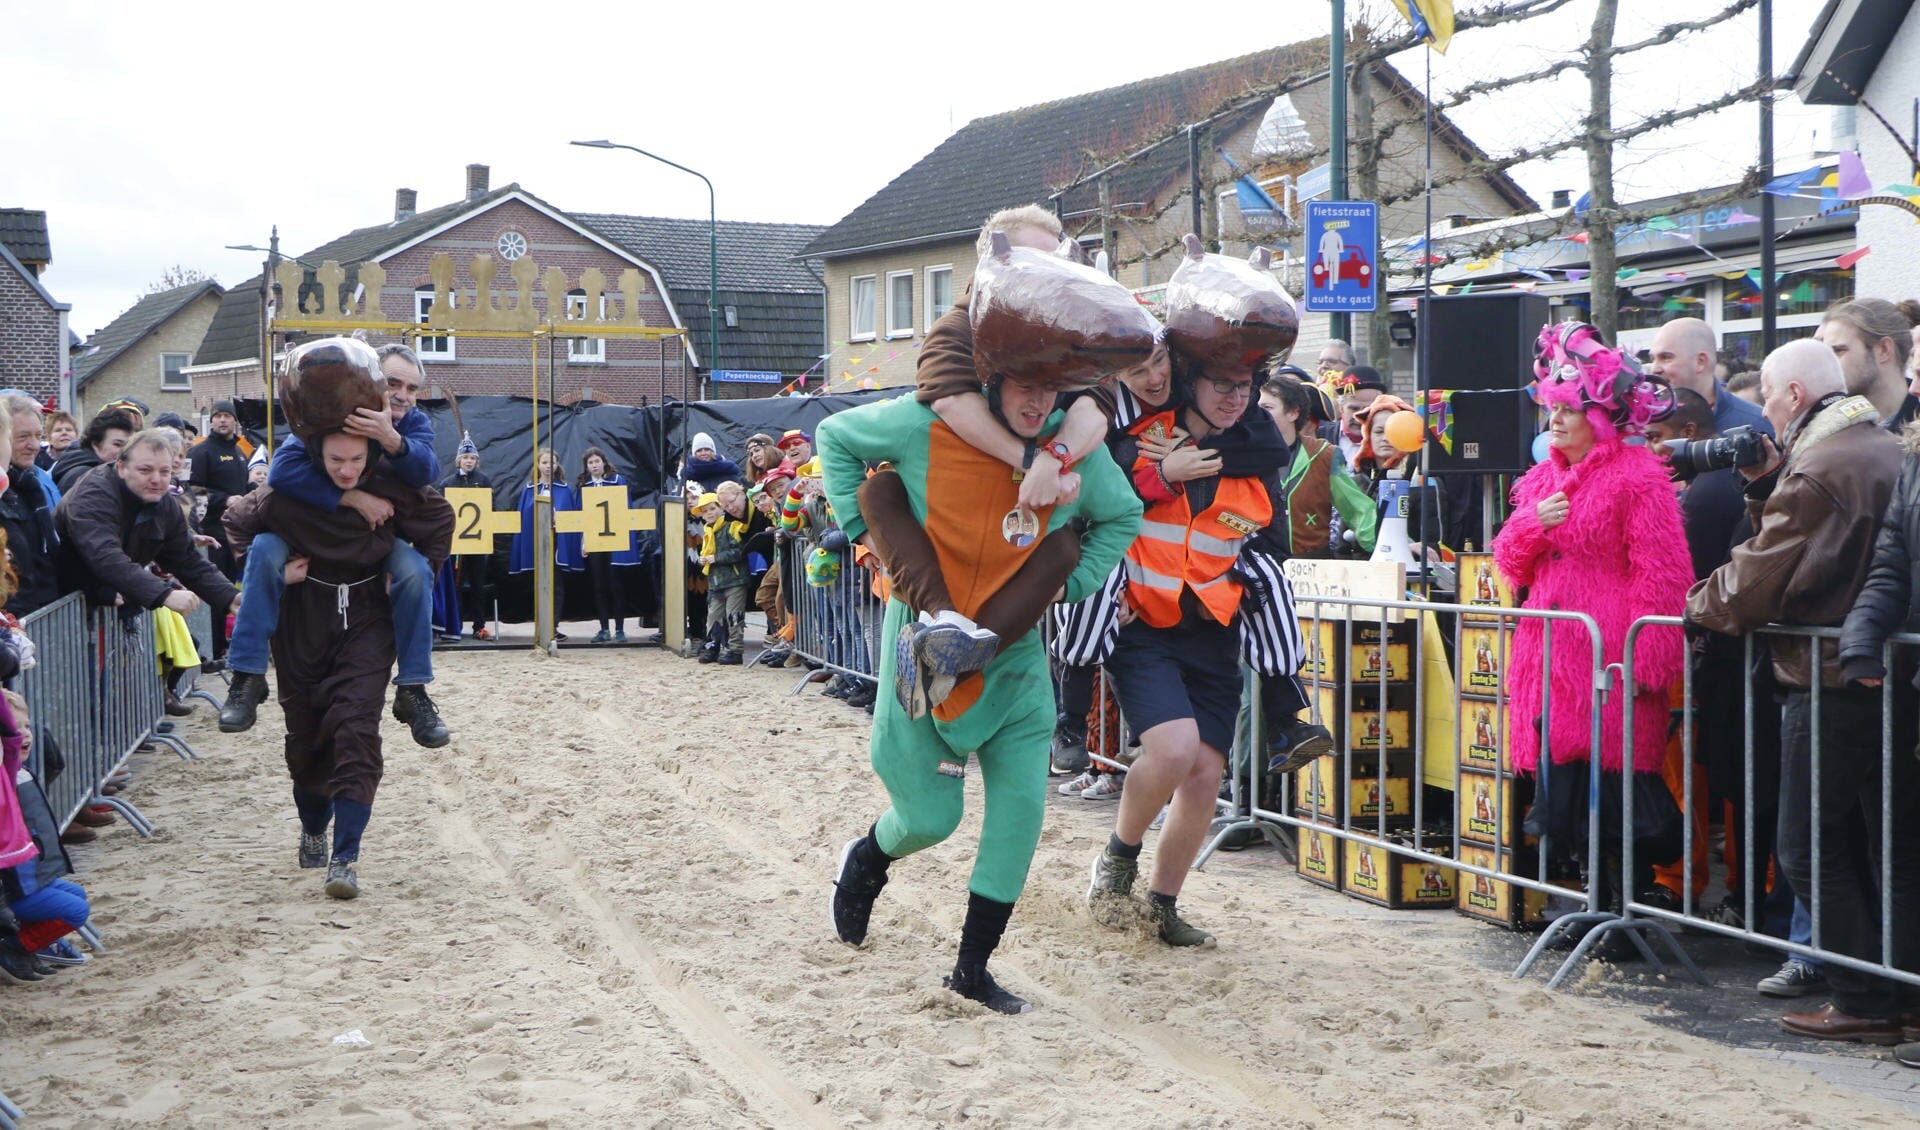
[72,280,224,420]
[189,166,826,408]
[800,41,1535,390]
[0,208,72,405]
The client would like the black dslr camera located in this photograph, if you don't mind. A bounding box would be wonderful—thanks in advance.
[1663,424,1768,480]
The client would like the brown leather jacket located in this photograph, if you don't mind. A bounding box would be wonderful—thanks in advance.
[1686,395,1901,688]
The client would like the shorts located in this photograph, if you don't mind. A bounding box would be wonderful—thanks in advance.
[1105,615,1242,755]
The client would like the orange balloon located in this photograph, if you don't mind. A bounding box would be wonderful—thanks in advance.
[1384,410,1426,451]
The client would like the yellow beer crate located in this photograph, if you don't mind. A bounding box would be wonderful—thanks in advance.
[1292,753,1415,828]
[1458,768,1527,849]
[1298,617,1417,686]
[1457,696,1514,775]
[1340,835,1457,910]
[1459,623,1512,698]
[1296,821,1342,890]
[1456,553,1515,623]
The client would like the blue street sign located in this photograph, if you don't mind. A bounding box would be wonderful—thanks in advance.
[711,369,784,384]
[1296,163,1331,201]
[1303,201,1379,313]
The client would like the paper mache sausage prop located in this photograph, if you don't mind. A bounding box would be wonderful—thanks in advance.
[970,232,1161,390]
[1162,233,1299,372]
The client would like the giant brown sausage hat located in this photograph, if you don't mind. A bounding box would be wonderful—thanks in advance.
[1162,234,1299,375]
[970,232,1160,390]
[280,337,387,444]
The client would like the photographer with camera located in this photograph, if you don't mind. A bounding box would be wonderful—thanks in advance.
[1687,338,1919,1045]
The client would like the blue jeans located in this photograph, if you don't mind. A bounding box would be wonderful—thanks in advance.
[228,533,435,686]
[1789,898,1824,972]
[12,878,89,929]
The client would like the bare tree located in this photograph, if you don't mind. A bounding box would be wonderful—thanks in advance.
[1584,0,1622,340]
[143,265,214,296]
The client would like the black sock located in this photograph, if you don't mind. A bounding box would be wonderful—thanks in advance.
[1107,834,1142,861]
[1147,891,1176,913]
[956,891,1016,968]
[853,824,893,873]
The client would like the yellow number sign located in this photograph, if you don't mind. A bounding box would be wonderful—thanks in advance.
[443,487,523,556]
[555,484,657,552]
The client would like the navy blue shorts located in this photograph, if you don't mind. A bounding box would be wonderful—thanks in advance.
[1106,616,1242,755]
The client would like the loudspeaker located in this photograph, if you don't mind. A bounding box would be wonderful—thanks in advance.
[1417,293,1550,391]
[1424,388,1538,474]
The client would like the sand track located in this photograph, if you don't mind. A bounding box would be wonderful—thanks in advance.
[0,648,1911,1127]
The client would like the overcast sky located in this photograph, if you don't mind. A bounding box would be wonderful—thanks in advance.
[3,0,1833,339]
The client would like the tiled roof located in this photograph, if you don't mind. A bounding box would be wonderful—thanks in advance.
[575,214,827,293]
[0,209,50,265]
[802,41,1535,257]
[669,286,824,376]
[75,281,223,389]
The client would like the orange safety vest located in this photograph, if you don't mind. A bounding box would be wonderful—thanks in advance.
[1123,412,1274,628]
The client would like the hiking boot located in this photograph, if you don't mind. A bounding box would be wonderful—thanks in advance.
[944,962,1032,1015]
[391,685,451,749]
[783,651,806,668]
[0,936,44,983]
[1086,846,1139,911]
[325,859,360,900]
[718,651,744,666]
[831,837,889,946]
[844,682,876,708]
[299,832,329,870]
[1153,900,1217,948]
[1758,958,1827,998]
[1266,719,1334,775]
[218,671,270,733]
[1049,728,1090,776]
[913,612,998,681]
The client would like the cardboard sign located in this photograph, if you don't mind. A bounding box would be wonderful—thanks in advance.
[444,487,523,557]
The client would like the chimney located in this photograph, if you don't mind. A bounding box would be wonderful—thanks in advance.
[1550,189,1572,209]
[395,188,417,220]
[466,164,490,200]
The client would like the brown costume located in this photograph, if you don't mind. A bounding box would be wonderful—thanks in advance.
[224,477,452,807]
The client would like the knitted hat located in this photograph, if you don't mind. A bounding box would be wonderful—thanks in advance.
[210,399,237,418]
[690,432,716,455]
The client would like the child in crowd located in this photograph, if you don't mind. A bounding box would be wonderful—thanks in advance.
[696,487,750,664]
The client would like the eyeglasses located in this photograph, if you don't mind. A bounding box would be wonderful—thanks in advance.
[1201,377,1256,398]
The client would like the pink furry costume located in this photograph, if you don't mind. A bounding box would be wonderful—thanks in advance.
[1492,322,1691,781]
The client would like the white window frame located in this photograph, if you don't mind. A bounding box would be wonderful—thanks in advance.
[849,274,877,342]
[567,291,607,363]
[159,351,192,391]
[885,270,914,339]
[415,288,455,359]
[924,264,953,330]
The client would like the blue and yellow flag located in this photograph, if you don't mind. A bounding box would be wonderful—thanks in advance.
[1390,0,1455,53]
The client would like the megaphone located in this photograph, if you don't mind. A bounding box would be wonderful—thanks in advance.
[1370,478,1419,568]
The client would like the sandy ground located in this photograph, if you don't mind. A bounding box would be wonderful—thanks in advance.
[0,644,1913,1128]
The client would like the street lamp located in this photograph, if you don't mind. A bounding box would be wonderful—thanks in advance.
[571,139,719,400]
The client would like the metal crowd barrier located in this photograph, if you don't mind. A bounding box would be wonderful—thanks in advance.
[18,595,195,842]
[1612,616,1920,996]
[177,600,227,710]
[1199,593,1691,987]
[783,532,883,689]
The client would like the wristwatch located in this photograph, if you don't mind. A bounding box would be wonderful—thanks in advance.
[1036,440,1072,467]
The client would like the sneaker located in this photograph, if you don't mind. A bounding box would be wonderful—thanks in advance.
[217,671,270,733]
[944,962,1032,1015]
[1153,901,1217,948]
[614,630,627,643]
[1086,846,1139,911]
[35,939,88,967]
[391,685,451,748]
[1266,719,1334,775]
[843,682,875,707]
[1049,730,1090,776]
[893,621,932,718]
[1701,895,1746,930]
[325,859,360,900]
[299,831,329,870]
[1758,958,1827,998]
[831,837,888,946]
[1079,773,1123,802]
[591,629,611,643]
[914,612,999,681]
[758,647,790,668]
[553,632,569,642]
[1057,770,1099,797]
[474,628,493,641]
[783,651,807,669]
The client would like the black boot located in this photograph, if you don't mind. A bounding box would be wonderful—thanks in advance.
[831,828,891,946]
[217,671,270,733]
[391,685,451,748]
[942,892,1031,1014]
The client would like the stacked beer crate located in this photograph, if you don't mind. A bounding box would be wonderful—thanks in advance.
[1291,610,1449,907]
[1451,552,1546,928]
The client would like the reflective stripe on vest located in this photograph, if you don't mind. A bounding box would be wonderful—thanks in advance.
[1124,411,1275,628]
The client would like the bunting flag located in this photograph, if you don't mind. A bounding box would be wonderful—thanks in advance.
[1458,282,1476,295]
[1616,268,1640,280]
[1569,231,1591,244]
[1763,165,1822,198]
[1390,0,1455,53]
[1790,279,1815,305]
[1837,246,1872,269]
[1564,268,1590,282]
[1837,151,1874,200]
[1217,149,1285,229]
[1432,284,1454,296]
[1662,298,1687,312]
[1725,209,1761,224]
[1513,281,1538,292]
[1663,271,1689,282]
[1424,390,1456,454]
[1520,268,1553,281]
[1646,215,1678,232]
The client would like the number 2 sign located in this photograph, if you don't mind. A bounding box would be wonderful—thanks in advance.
[442,487,524,556]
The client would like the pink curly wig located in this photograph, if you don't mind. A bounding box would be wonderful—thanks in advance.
[1532,321,1674,442]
